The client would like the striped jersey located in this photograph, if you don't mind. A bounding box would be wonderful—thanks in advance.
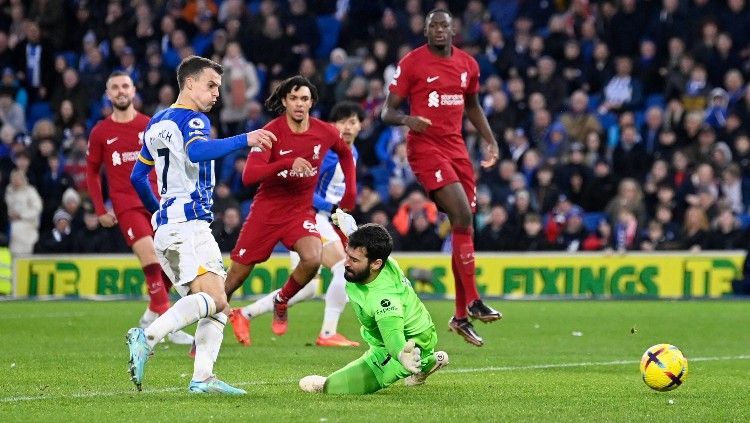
[138,105,215,227]
[313,146,359,214]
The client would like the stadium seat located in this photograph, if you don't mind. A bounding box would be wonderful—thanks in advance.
[26,101,52,132]
[645,94,666,110]
[738,213,750,230]
[315,15,341,59]
[583,212,607,232]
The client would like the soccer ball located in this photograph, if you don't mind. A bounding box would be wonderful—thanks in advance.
[639,344,689,391]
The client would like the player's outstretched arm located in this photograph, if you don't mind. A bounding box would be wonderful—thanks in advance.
[464,93,499,168]
[185,129,276,163]
[130,153,160,214]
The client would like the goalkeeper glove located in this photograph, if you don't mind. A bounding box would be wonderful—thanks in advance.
[397,339,422,374]
[332,208,358,237]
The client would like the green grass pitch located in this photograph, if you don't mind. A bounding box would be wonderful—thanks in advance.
[1,299,748,422]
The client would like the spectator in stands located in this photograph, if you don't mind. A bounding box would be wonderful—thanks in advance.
[532,165,561,215]
[5,169,42,254]
[392,190,438,238]
[73,203,114,253]
[370,208,402,251]
[513,212,549,251]
[528,56,567,113]
[721,164,745,214]
[643,159,672,211]
[559,90,601,144]
[220,41,260,135]
[599,56,643,115]
[612,207,639,251]
[475,204,515,251]
[212,206,242,252]
[0,85,25,134]
[582,218,614,251]
[640,106,665,157]
[612,124,649,181]
[351,184,383,225]
[34,208,74,254]
[606,177,647,226]
[639,220,674,251]
[401,210,443,252]
[14,20,55,102]
[705,206,745,250]
[680,206,710,251]
[50,68,89,125]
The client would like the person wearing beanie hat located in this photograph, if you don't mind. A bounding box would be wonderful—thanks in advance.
[34,208,75,253]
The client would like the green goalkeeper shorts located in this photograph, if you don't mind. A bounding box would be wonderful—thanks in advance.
[324,327,438,394]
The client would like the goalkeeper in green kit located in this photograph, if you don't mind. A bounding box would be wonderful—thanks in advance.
[299,210,449,394]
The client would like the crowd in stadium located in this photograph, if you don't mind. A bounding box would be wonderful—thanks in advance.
[1,0,749,255]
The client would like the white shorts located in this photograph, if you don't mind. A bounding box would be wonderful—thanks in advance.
[154,220,226,297]
[315,213,340,245]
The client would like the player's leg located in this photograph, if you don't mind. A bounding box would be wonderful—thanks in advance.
[287,250,320,305]
[271,235,321,335]
[119,210,170,322]
[301,349,385,394]
[447,158,503,323]
[126,221,232,390]
[122,209,195,347]
[316,215,358,346]
[272,215,323,335]
[321,356,383,394]
[224,216,278,345]
[131,235,194,346]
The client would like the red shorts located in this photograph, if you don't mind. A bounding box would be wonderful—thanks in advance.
[116,208,154,247]
[231,210,320,265]
[408,154,477,212]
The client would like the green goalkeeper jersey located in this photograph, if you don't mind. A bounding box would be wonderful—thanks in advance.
[346,257,434,355]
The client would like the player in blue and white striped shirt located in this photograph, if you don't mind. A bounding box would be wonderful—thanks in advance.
[229,102,364,347]
[126,56,275,394]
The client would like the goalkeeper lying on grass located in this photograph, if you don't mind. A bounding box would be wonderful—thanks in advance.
[299,210,448,394]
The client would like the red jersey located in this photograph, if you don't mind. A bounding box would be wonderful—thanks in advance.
[243,116,356,223]
[388,44,480,157]
[86,113,157,216]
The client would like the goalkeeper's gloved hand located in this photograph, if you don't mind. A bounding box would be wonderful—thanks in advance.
[332,208,358,237]
[397,339,421,374]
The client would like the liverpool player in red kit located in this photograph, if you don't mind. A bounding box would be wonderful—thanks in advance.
[381,9,501,347]
[87,71,193,346]
[225,76,356,335]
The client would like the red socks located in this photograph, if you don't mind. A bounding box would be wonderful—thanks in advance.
[276,275,304,303]
[452,226,479,309]
[143,263,170,315]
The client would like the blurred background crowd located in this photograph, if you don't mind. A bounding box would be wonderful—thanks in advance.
[1,0,750,255]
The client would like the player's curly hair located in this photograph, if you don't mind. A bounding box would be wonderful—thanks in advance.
[264,75,319,115]
[347,224,393,270]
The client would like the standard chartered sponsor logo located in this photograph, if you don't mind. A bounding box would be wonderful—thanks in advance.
[428,91,439,107]
[427,91,464,108]
[440,94,464,105]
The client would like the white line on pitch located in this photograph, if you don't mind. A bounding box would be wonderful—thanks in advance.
[2,355,748,403]
[442,354,750,373]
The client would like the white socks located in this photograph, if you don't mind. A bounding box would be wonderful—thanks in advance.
[144,292,215,349]
[242,290,276,318]
[321,260,347,338]
[192,312,227,382]
[241,278,320,319]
